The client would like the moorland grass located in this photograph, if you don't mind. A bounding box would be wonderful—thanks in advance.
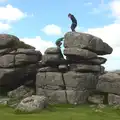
[0,104,120,120]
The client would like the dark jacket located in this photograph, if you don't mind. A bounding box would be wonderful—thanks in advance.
[70,15,77,24]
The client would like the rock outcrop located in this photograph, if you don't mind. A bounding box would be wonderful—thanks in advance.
[36,32,112,105]
[0,34,42,94]
[0,32,116,107]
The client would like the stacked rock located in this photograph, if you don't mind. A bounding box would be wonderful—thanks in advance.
[0,34,42,94]
[36,47,69,104]
[36,32,113,105]
[63,32,113,104]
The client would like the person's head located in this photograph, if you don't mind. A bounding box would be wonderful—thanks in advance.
[56,41,62,48]
[68,13,72,18]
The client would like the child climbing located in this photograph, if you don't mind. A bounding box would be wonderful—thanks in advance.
[68,13,77,32]
[55,37,64,48]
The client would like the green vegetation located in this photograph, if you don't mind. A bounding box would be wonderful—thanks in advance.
[0,104,120,120]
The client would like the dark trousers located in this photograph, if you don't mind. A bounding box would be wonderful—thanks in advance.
[71,23,77,32]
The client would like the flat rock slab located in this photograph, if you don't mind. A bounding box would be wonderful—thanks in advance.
[36,72,64,87]
[64,32,113,55]
[45,47,62,54]
[36,88,89,104]
[96,72,120,95]
[42,54,65,65]
[67,56,107,65]
[15,54,39,65]
[38,67,59,72]
[64,71,97,90]
[16,49,41,55]
[69,64,101,72]
[64,48,97,59]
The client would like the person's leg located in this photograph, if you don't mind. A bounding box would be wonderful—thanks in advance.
[71,23,77,32]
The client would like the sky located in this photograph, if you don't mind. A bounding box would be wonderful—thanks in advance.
[0,0,119,71]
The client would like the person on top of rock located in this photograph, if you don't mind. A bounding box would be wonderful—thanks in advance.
[55,37,64,48]
[68,13,77,32]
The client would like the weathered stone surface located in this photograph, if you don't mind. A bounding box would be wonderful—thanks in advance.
[42,54,65,65]
[96,72,120,94]
[64,32,113,55]
[16,49,40,55]
[0,54,14,68]
[69,64,101,72]
[36,88,55,97]
[67,56,107,65]
[36,88,66,102]
[108,94,120,105]
[0,48,14,55]
[64,48,97,59]
[0,34,19,49]
[45,47,62,54]
[0,54,39,68]
[100,66,105,74]
[38,67,58,72]
[15,54,39,65]
[7,86,34,108]
[49,90,67,104]
[36,72,64,87]
[88,95,104,104]
[0,64,37,89]
[8,86,34,99]
[64,71,97,90]
[16,95,48,112]
[66,90,89,104]
[36,88,90,104]
[0,34,35,49]
[0,68,15,86]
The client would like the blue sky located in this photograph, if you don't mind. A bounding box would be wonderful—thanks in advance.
[0,0,120,71]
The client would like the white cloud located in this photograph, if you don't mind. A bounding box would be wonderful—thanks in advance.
[20,36,55,54]
[0,22,11,31]
[109,0,120,22]
[0,4,27,32]
[0,4,27,22]
[41,24,62,36]
[0,0,7,3]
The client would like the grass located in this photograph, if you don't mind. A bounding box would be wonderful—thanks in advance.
[0,104,120,120]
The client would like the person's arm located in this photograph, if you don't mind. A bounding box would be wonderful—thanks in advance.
[56,37,64,43]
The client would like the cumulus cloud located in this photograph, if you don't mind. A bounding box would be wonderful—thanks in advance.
[0,4,27,22]
[41,24,62,36]
[20,36,55,54]
[0,4,27,32]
